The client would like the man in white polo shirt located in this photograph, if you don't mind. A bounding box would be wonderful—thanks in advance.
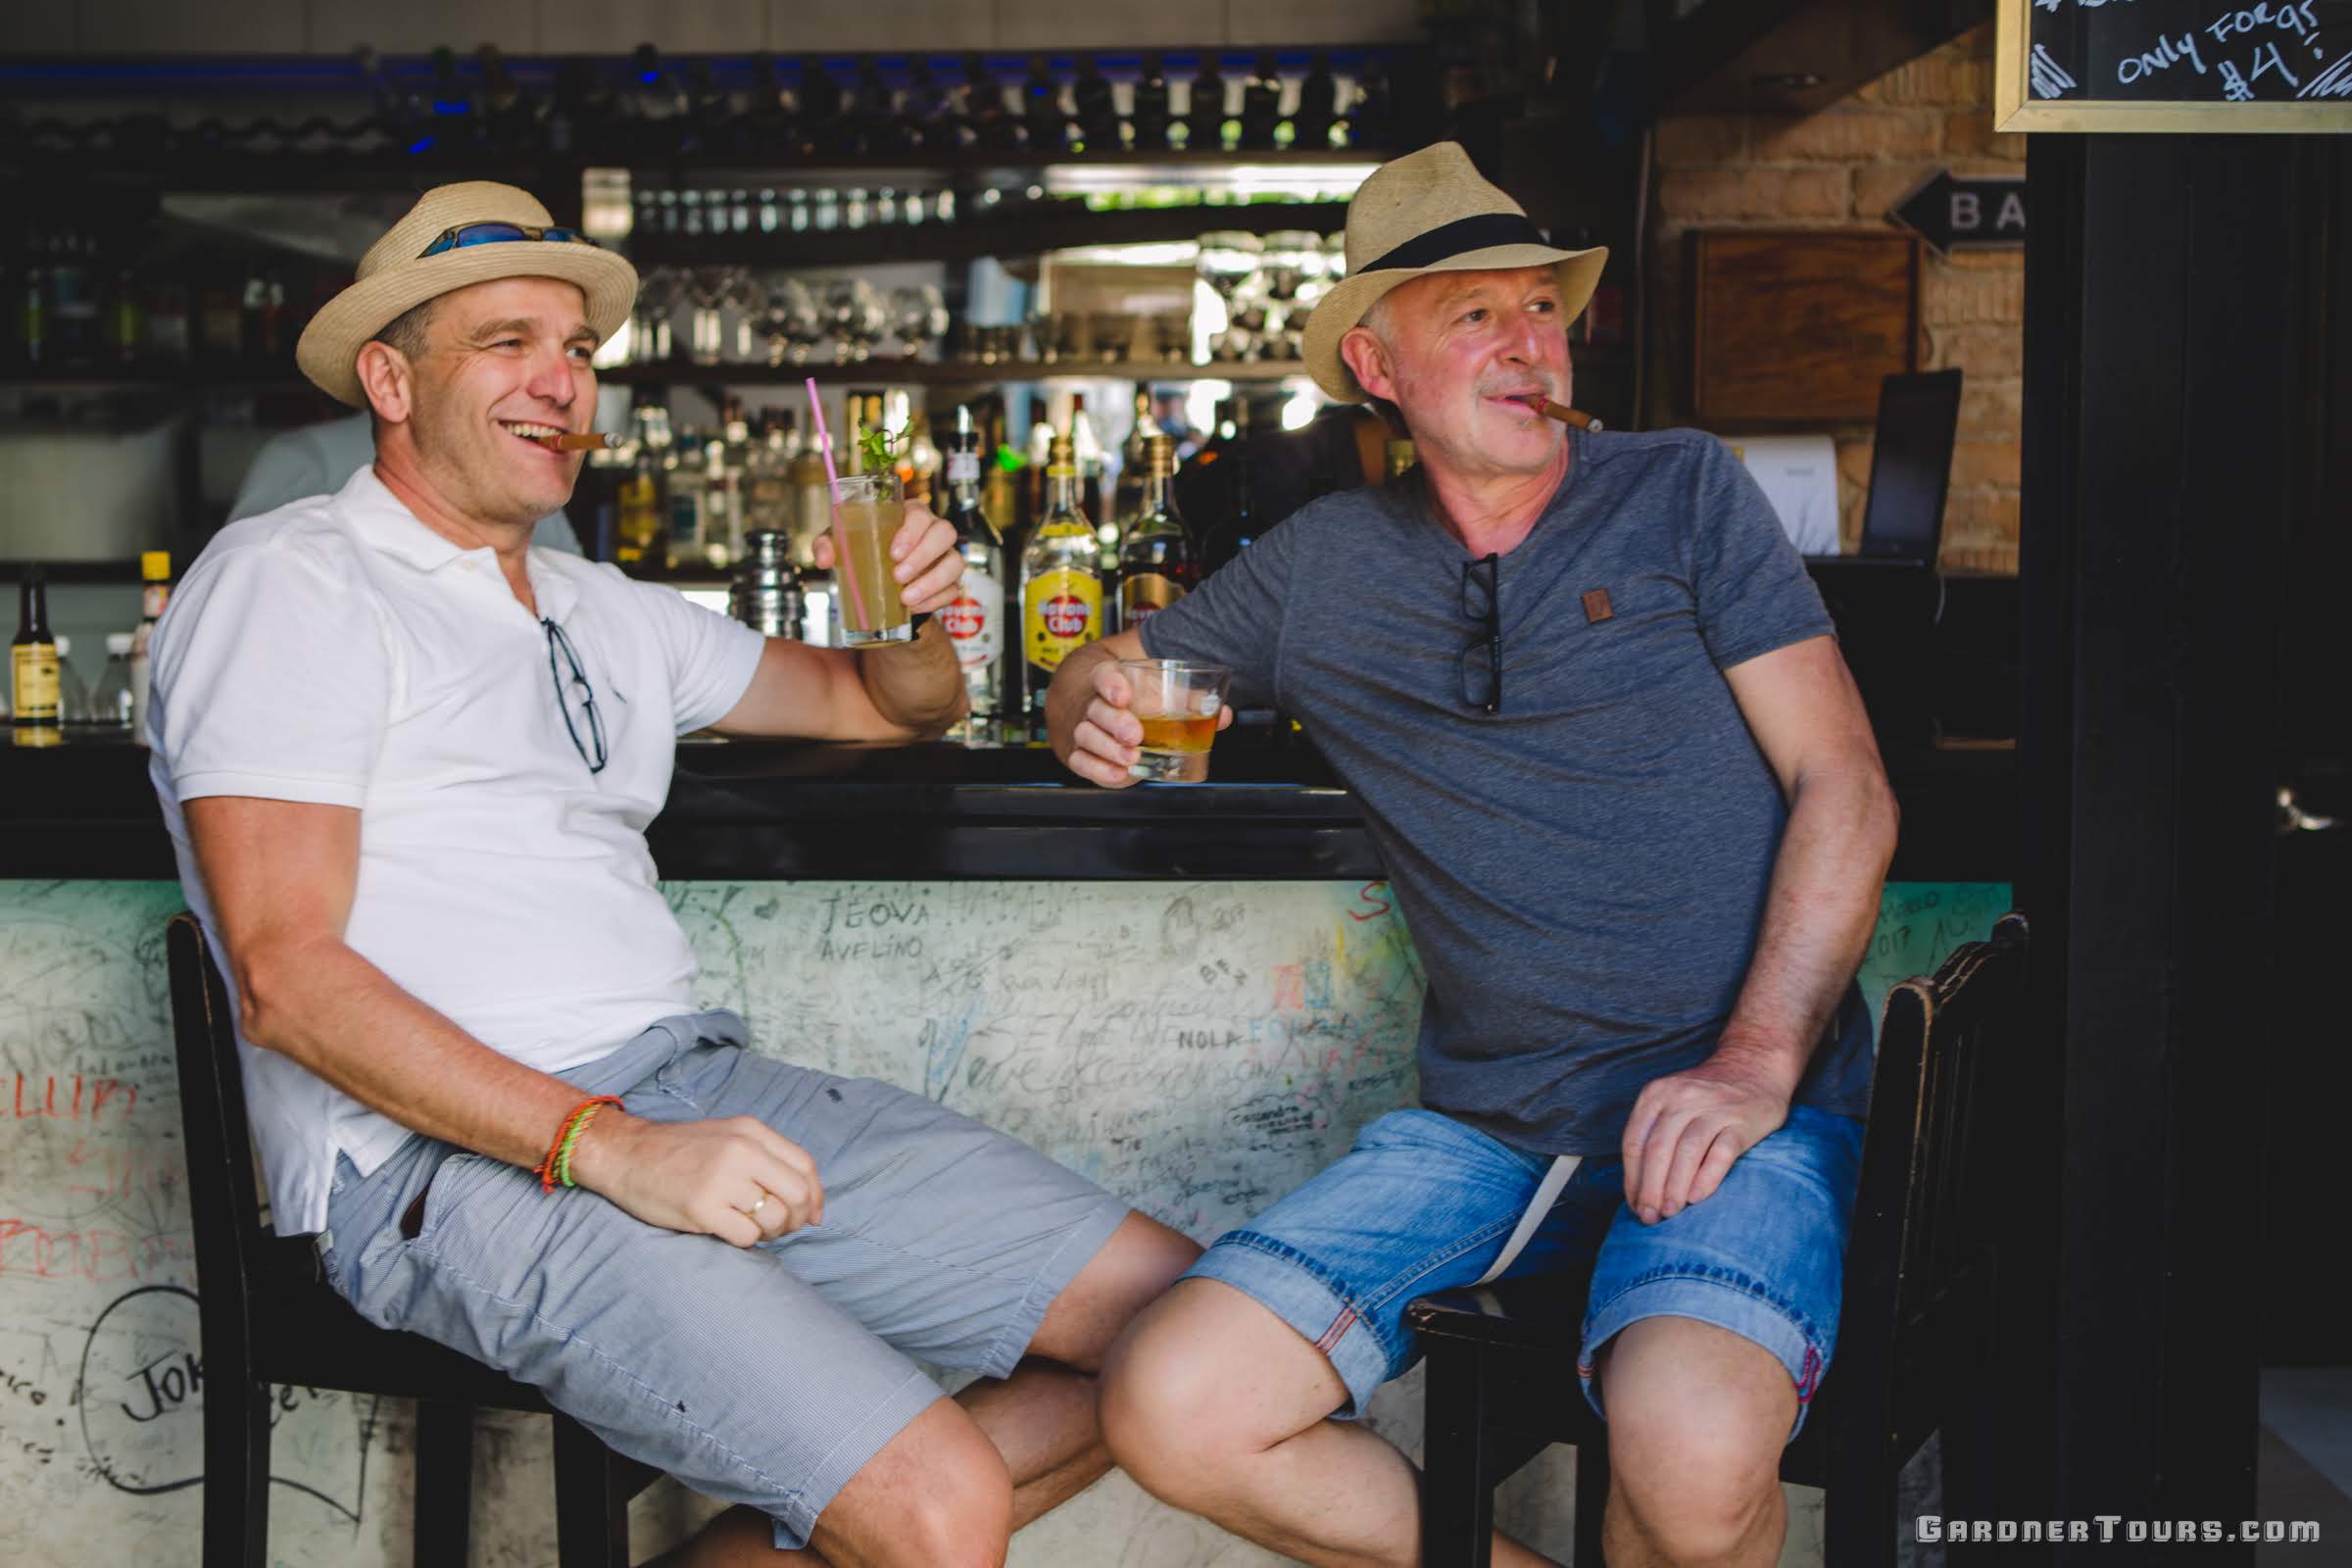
[146,182,1197,1568]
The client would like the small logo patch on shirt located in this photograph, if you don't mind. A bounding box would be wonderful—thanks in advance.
[1582,587,1614,624]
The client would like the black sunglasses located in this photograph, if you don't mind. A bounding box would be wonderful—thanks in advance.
[1460,553,1503,715]
[543,617,608,774]
[419,221,599,260]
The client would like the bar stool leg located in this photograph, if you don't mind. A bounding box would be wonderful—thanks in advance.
[414,1399,474,1566]
[554,1412,629,1568]
[203,1377,271,1568]
[1420,1340,1498,1568]
[1572,1437,1610,1565]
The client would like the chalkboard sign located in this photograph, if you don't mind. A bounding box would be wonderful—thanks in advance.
[1996,0,2352,130]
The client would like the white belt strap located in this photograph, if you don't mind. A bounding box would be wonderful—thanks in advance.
[1475,1153,1582,1286]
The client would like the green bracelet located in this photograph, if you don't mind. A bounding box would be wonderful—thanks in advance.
[553,1099,617,1189]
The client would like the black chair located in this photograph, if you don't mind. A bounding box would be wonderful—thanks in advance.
[1408,912,2028,1567]
[167,911,660,1568]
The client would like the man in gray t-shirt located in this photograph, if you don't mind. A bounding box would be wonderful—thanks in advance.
[1050,142,1898,1568]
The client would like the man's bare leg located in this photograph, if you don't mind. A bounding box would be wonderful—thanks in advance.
[650,1212,1200,1567]
[1592,1316,1794,1568]
[1099,1278,1556,1568]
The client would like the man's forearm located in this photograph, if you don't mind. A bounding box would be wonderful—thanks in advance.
[1713,769,1899,1096]
[234,933,594,1172]
[857,619,966,735]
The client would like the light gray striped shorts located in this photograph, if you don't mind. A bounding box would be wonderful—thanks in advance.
[319,1010,1130,1550]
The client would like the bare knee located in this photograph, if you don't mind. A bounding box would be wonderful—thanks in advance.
[815,1398,1012,1568]
[1029,1211,1201,1372]
[1099,1280,1344,1509]
[1597,1321,1791,1563]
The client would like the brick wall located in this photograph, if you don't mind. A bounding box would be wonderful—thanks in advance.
[1645,24,2023,574]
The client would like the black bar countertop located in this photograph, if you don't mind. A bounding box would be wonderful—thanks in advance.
[0,729,2015,884]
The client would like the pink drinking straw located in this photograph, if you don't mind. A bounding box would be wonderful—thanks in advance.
[802,376,872,628]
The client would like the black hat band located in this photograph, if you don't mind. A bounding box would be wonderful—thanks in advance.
[1358,213,1553,275]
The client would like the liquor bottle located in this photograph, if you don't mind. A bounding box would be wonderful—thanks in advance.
[615,405,665,564]
[961,55,1016,151]
[12,570,61,743]
[744,54,795,157]
[1386,436,1417,480]
[1069,393,1107,528]
[428,46,479,153]
[663,427,709,570]
[1116,435,1198,633]
[1200,399,1256,578]
[1294,52,1339,150]
[628,44,691,156]
[18,239,46,367]
[1186,57,1229,151]
[746,415,793,538]
[941,407,1005,739]
[853,56,899,153]
[126,551,170,739]
[1239,54,1284,150]
[700,435,743,569]
[1072,55,1121,151]
[1132,53,1173,150]
[544,58,590,156]
[1348,57,1395,148]
[476,45,539,149]
[1111,388,1158,523]
[796,57,845,157]
[1022,56,1069,152]
[904,57,959,150]
[1019,434,1103,738]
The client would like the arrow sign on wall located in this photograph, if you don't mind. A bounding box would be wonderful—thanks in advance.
[1888,171,2027,258]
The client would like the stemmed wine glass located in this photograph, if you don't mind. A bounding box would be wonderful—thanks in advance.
[1196,231,1266,361]
[826,277,886,363]
[888,284,950,362]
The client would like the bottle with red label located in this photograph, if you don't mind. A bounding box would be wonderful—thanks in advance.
[1018,431,1102,741]
[940,406,1004,740]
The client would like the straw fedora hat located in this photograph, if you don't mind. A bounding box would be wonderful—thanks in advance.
[295,181,638,408]
[1302,141,1607,405]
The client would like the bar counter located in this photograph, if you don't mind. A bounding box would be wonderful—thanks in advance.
[0,724,2012,1564]
[0,729,2011,883]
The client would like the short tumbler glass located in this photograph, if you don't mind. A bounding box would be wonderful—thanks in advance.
[1119,659,1232,782]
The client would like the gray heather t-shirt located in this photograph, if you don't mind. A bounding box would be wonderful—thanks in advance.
[1141,426,1875,1155]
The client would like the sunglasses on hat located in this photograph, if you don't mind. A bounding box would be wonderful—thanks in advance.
[417,221,600,260]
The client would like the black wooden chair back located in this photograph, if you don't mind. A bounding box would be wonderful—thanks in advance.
[166,911,651,1568]
[1408,912,2030,1567]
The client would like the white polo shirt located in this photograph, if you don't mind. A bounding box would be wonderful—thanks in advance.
[148,466,765,1234]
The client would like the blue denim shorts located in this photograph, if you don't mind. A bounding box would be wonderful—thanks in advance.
[318,1011,1129,1551]
[1185,1104,1864,1440]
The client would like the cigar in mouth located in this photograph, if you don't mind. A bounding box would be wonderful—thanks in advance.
[532,430,623,451]
[1528,398,1603,432]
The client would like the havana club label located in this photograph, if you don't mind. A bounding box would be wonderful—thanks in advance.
[1023,568,1101,672]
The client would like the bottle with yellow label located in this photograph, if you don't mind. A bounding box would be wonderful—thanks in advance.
[1018,432,1102,741]
[12,571,62,746]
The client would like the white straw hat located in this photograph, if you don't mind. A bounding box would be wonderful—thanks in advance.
[1303,142,1607,404]
[295,181,638,407]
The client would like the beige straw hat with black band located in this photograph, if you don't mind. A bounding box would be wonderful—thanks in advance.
[295,181,639,408]
[1303,141,1607,405]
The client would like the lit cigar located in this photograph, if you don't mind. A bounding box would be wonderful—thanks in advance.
[531,430,623,451]
[1530,399,1603,432]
